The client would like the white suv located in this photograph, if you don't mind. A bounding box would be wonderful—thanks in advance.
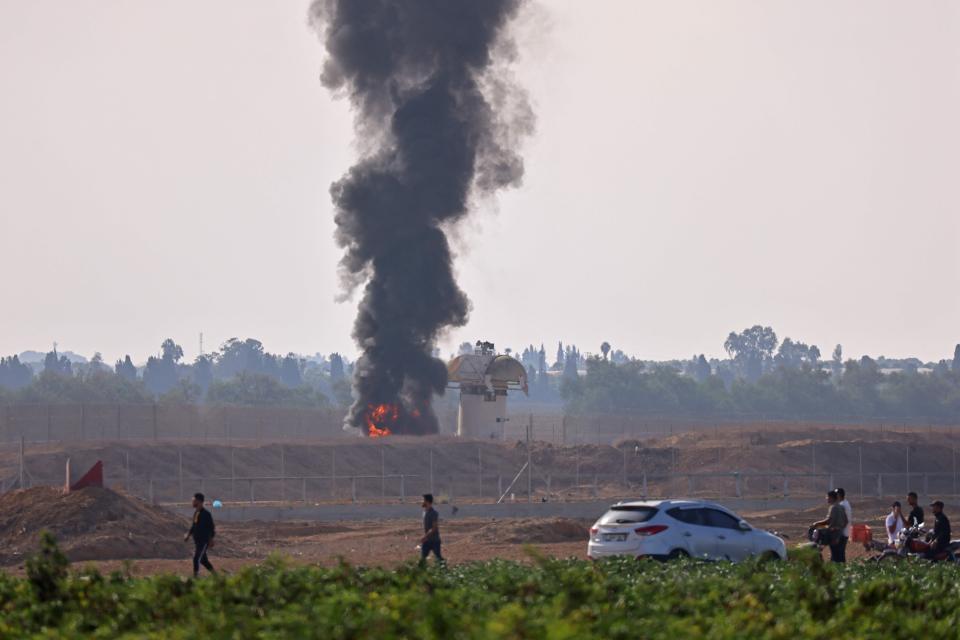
[587,499,786,562]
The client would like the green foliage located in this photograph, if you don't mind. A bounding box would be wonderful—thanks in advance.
[11,370,152,405]
[564,356,960,420]
[25,531,69,603]
[206,372,331,408]
[6,550,960,638]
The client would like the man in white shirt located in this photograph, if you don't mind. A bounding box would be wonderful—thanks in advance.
[886,501,905,546]
[836,487,852,562]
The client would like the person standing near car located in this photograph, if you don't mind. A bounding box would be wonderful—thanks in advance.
[925,500,951,560]
[885,501,905,547]
[836,487,852,562]
[811,490,848,563]
[905,492,924,528]
[419,493,444,566]
[184,492,216,578]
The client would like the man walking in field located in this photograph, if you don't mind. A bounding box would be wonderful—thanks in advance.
[419,493,444,566]
[184,492,216,577]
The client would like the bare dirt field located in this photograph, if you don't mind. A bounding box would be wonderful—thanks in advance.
[0,485,904,576]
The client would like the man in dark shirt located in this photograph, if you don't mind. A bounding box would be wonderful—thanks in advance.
[184,492,216,577]
[906,492,924,528]
[925,500,951,560]
[420,493,444,566]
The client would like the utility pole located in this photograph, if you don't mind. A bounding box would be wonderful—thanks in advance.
[19,436,25,489]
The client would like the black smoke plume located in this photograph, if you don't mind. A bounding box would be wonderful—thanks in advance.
[311,0,533,435]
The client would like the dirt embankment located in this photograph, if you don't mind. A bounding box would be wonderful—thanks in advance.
[0,486,243,565]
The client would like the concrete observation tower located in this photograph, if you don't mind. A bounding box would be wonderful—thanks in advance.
[446,341,528,440]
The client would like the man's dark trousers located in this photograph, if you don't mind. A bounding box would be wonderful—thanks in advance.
[193,541,214,575]
[420,539,443,563]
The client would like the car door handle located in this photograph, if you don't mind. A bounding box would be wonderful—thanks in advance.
[683,532,692,537]
[717,535,726,540]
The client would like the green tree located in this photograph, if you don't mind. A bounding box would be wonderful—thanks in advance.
[115,355,138,382]
[143,339,183,396]
[724,325,778,383]
[0,355,33,389]
[329,353,345,381]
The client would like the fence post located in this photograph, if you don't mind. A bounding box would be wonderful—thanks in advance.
[735,472,741,498]
[450,476,455,503]
[546,474,551,498]
[149,478,154,504]
[331,447,336,498]
[80,404,86,441]
[828,474,834,492]
[231,448,236,501]
[400,475,406,501]
[877,473,882,498]
[527,414,533,504]
[351,476,356,503]
[125,451,130,493]
[592,474,598,498]
[302,477,307,504]
[642,472,647,499]
[152,403,158,441]
[478,447,483,499]
[924,474,929,497]
[381,446,386,498]
[178,449,183,501]
[498,475,503,498]
[783,475,788,498]
[18,436,25,489]
[858,446,863,498]
[622,447,627,486]
[429,449,434,494]
[249,480,254,504]
[281,445,286,502]
[576,450,581,488]
[46,405,52,442]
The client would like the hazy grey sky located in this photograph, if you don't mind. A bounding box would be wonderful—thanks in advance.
[1,1,957,365]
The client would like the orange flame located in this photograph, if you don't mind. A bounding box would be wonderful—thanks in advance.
[366,403,398,438]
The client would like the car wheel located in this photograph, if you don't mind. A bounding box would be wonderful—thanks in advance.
[667,549,690,561]
[759,550,781,562]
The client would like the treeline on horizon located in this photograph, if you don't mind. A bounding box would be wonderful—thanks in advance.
[0,338,352,409]
[1,327,959,421]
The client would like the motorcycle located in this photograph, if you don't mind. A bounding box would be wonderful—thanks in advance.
[874,524,960,563]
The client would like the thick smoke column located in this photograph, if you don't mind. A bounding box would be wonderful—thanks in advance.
[311,0,533,435]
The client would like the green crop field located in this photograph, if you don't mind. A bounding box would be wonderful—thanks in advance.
[2,534,959,639]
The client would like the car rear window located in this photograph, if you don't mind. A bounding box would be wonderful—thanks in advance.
[598,506,658,525]
[666,507,704,525]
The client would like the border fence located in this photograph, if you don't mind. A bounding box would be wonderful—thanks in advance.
[2,402,955,447]
[4,437,960,507]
